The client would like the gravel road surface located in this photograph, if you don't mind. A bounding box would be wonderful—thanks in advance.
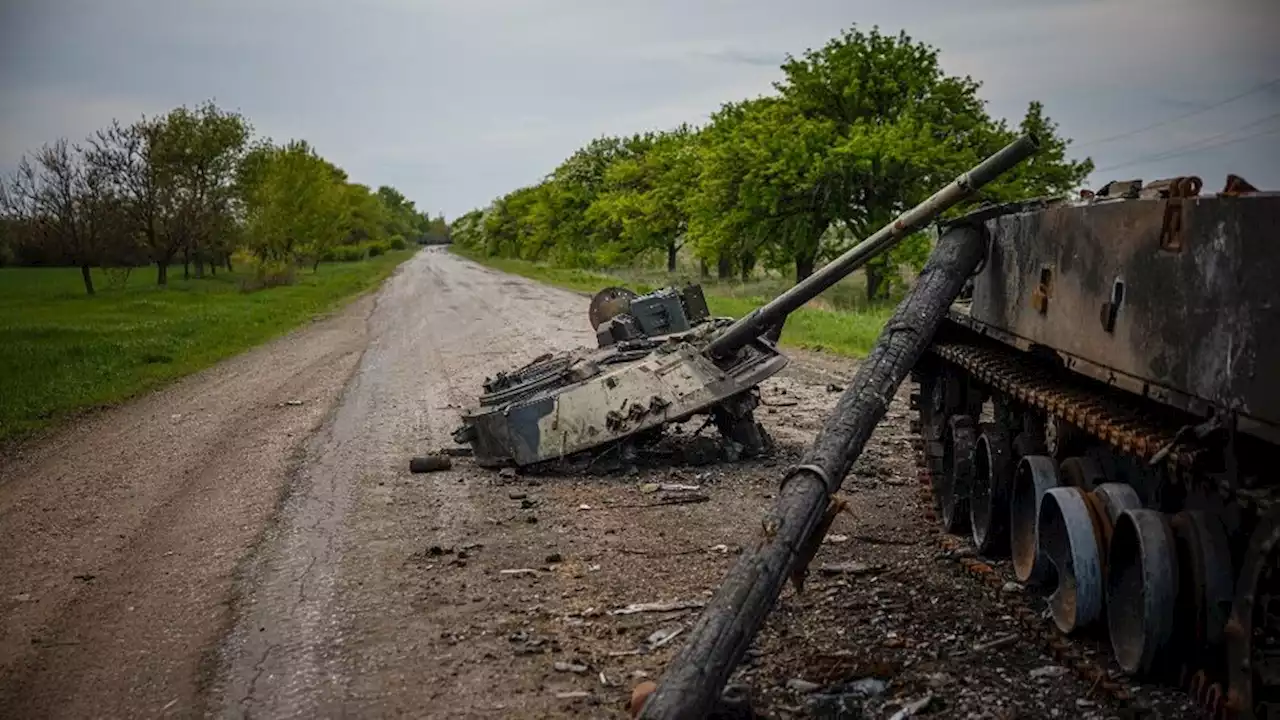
[0,247,1199,719]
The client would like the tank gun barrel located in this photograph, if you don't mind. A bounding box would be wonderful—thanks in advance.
[705,133,1040,358]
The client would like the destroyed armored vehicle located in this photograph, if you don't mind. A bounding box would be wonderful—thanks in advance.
[451,282,786,468]
[450,135,1040,472]
[912,175,1278,718]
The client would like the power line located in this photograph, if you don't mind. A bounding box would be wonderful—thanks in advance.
[1092,115,1280,174]
[1074,77,1280,149]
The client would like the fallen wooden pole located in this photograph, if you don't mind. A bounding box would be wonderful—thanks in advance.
[637,223,988,719]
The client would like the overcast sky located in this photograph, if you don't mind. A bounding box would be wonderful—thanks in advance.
[2,0,1278,219]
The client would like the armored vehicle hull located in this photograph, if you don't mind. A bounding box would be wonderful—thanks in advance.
[455,318,786,468]
[913,179,1279,718]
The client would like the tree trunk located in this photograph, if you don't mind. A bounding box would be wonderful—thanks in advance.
[156,261,168,287]
[865,262,887,302]
[636,226,986,719]
[226,254,234,272]
[183,246,190,280]
[210,258,217,277]
[195,252,205,279]
[699,259,709,279]
[667,242,678,272]
[740,252,755,283]
[716,254,732,280]
[794,251,816,285]
[80,264,95,296]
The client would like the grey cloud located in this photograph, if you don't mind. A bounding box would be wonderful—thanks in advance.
[694,48,789,68]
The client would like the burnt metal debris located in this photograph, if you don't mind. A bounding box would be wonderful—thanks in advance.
[451,134,1040,472]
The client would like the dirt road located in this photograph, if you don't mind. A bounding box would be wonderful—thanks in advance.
[0,247,1198,719]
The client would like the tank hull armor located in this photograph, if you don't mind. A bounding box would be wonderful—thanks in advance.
[915,179,1279,719]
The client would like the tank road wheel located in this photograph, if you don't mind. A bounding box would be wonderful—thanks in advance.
[971,423,1014,556]
[1059,455,1108,492]
[1034,481,1139,635]
[937,415,977,535]
[1011,455,1061,586]
[1169,511,1235,656]
[1106,509,1180,678]
[1226,508,1280,720]
[1039,486,1106,633]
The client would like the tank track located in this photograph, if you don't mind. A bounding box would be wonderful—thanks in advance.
[910,331,1278,720]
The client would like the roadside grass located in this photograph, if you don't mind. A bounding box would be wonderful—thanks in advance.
[0,249,416,445]
[451,246,895,359]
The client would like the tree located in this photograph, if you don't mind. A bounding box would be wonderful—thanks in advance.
[0,139,120,294]
[240,140,349,270]
[591,126,698,271]
[88,101,250,286]
[770,26,1091,298]
[449,209,484,248]
[535,135,643,267]
[86,118,166,284]
[685,98,807,281]
[151,101,250,280]
[426,215,450,244]
[341,183,389,247]
[375,185,419,240]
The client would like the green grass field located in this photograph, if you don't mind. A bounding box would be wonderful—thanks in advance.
[0,249,416,445]
[450,246,896,359]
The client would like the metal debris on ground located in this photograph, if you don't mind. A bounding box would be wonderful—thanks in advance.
[408,455,451,473]
[609,599,707,616]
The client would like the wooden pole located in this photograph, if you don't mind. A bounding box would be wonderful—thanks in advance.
[638,223,987,719]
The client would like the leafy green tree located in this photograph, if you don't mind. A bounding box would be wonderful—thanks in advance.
[150,101,250,281]
[240,140,349,270]
[341,183,389,246]
[590,126,697,270]
[771,26,1090,297]
[375,185,420,239]
[87,101,249,285]
[536,135,644,266]
[426,214,450,244]
[449,209,484,248]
